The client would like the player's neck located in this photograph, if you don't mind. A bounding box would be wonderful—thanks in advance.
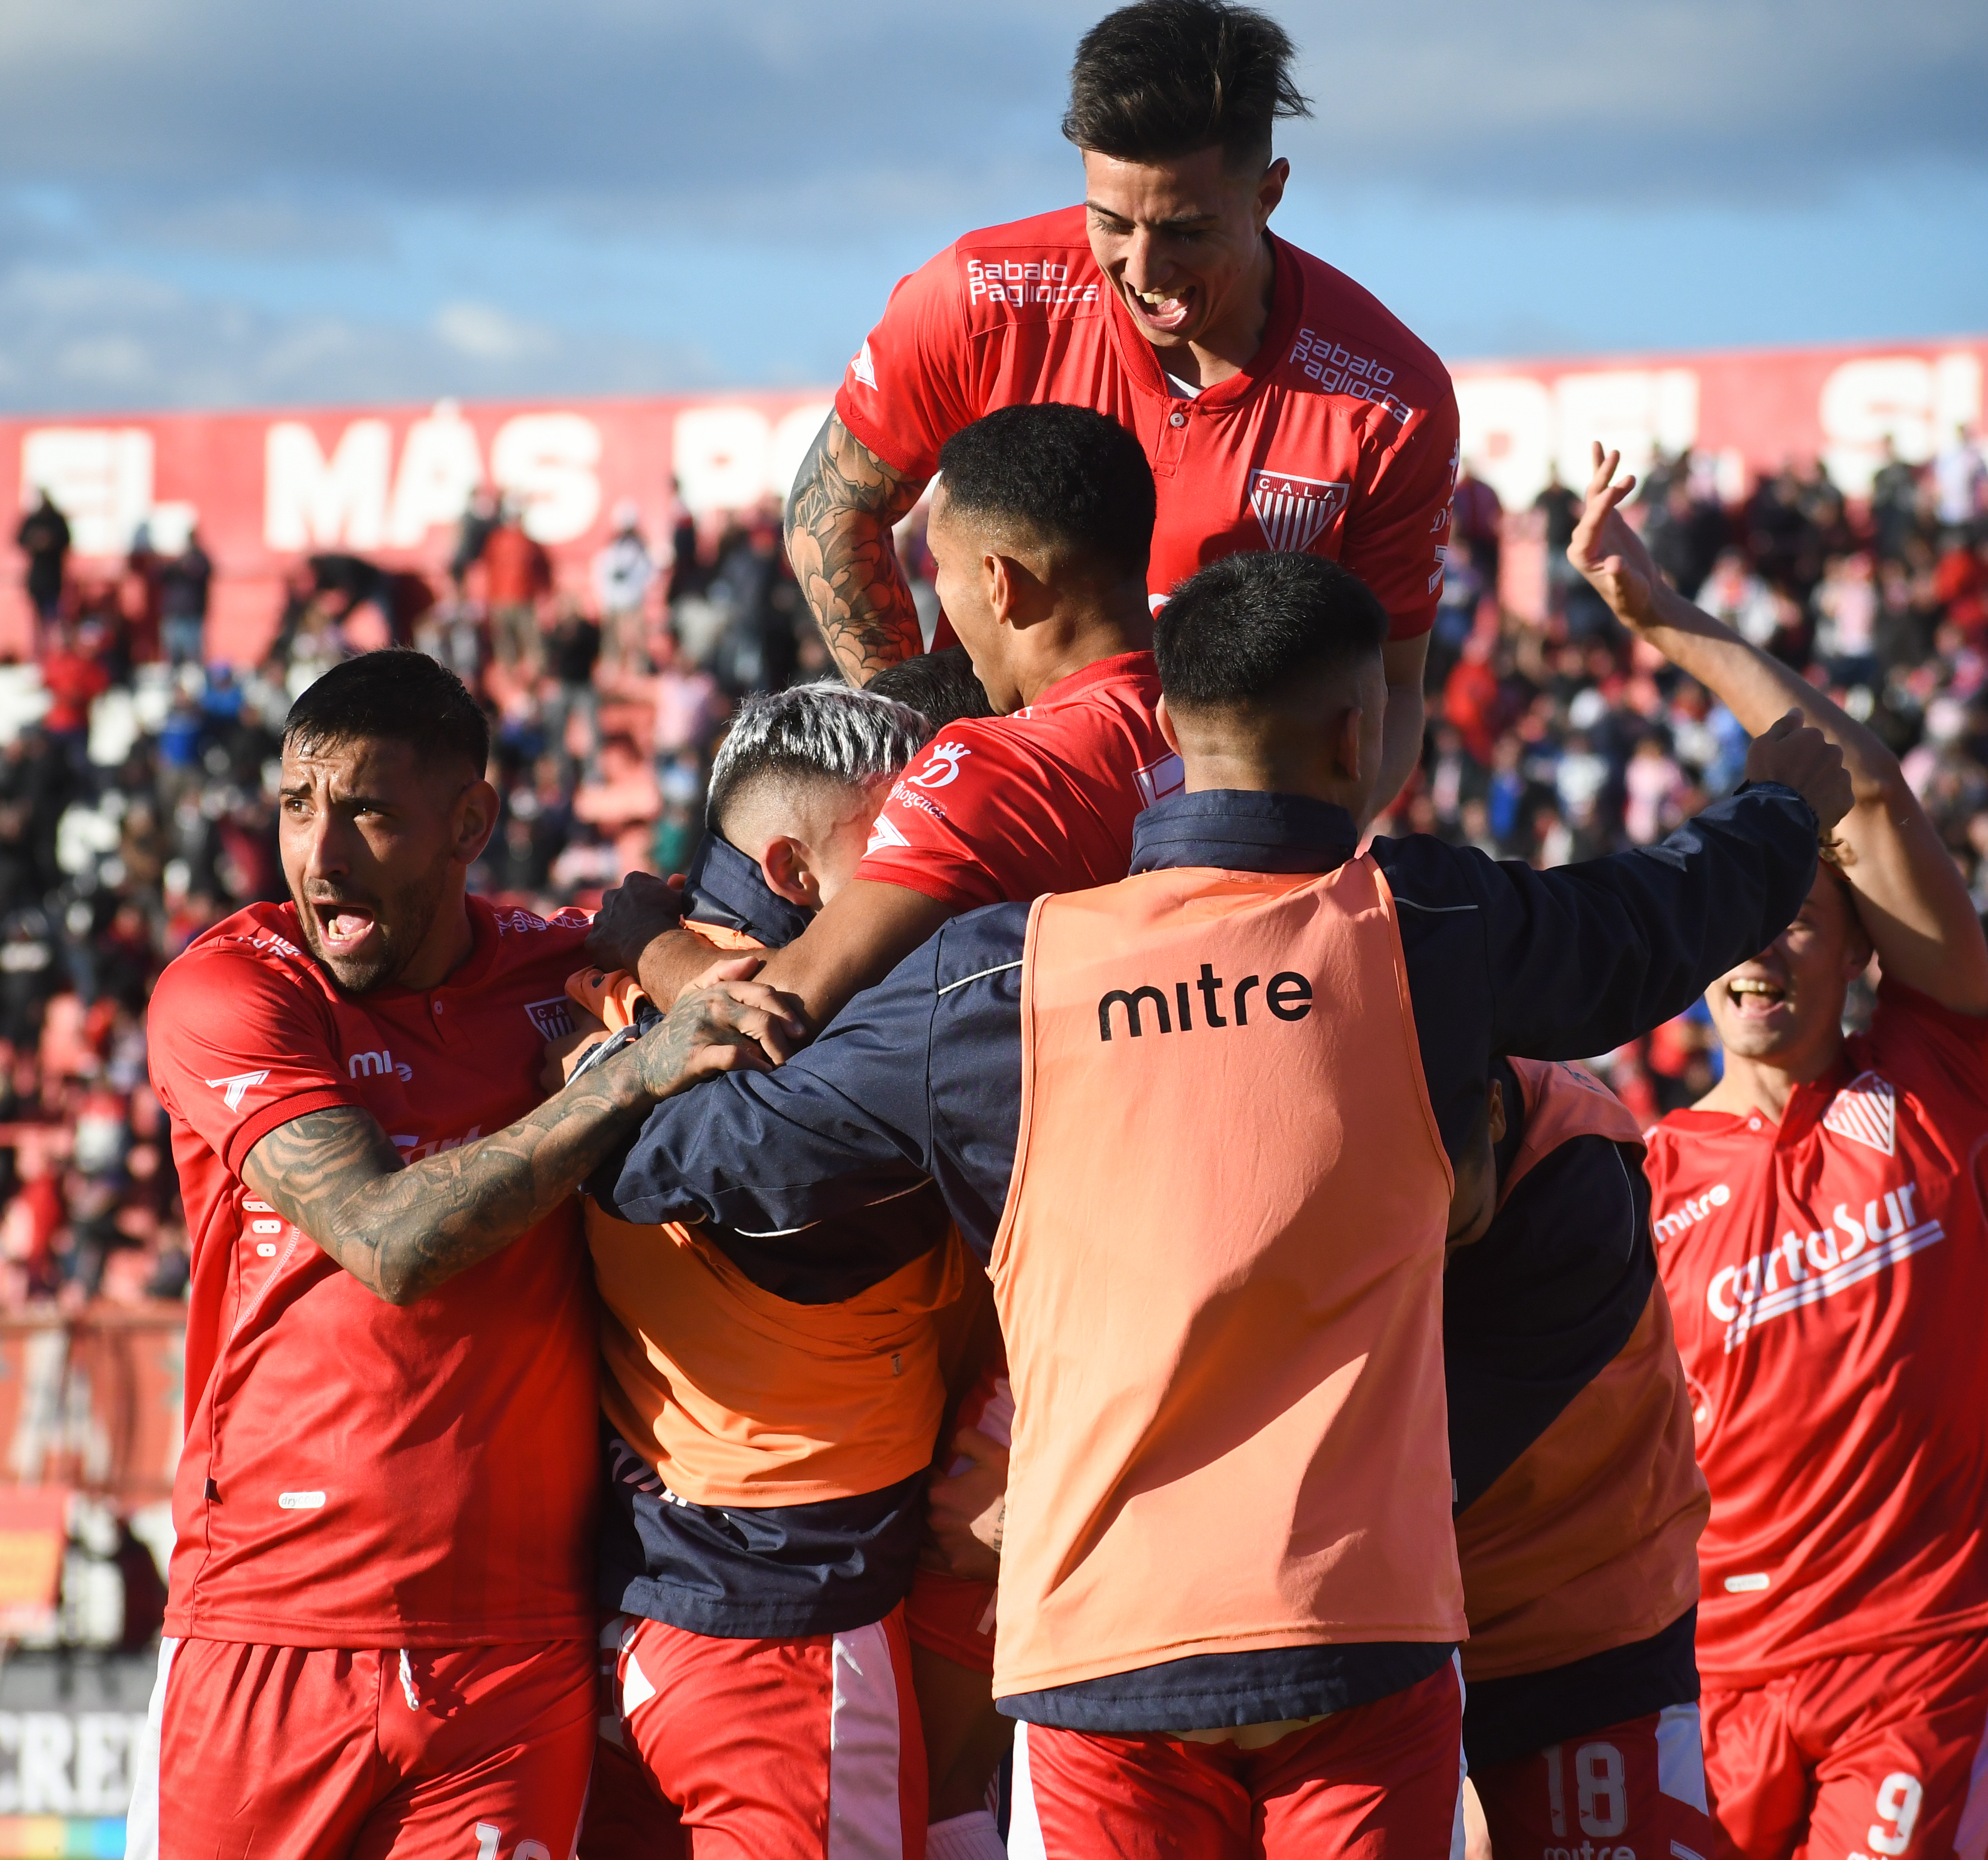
[392,891,477,993]
[1010,596,1152,708]
[1696,1039,1844,1124]
[1164,235,1276,390]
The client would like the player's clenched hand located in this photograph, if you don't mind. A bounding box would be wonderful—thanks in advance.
[586,870,685,974]
[923,1426,1009,1583]
[636,959,808,1098]
[1745,710,1854,835]
[1568,441,1662,628]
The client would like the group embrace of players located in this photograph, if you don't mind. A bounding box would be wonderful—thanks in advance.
[132,6,1988,1858]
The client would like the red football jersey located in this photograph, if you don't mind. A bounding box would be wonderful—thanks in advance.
[835,206,1458,639]
[1644,979,1988,1680]
[147,897,600,1648]
[854,651,1178,911]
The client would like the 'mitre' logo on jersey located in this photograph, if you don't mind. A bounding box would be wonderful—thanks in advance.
[1249,472,1349,554]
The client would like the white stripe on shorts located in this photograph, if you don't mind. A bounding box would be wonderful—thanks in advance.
[1006,1720,1048,1860]
[124,1635,179,1860]
[1656,1703,1708,1810]
[827,1618,905,1860]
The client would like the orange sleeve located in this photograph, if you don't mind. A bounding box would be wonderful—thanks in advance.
[564,966,651,1034]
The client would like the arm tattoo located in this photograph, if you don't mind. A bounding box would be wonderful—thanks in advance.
[783,411,926,683]
[241,1032,681,1306]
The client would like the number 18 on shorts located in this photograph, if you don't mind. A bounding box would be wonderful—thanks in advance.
[1471,1708,1717,1858]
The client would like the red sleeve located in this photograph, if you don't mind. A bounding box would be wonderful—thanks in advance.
[833,244,980,483]
[147,946,359,1176]
[1341,374,1461,642]
[1865,976,1988,1110]
[853,725,1035,913]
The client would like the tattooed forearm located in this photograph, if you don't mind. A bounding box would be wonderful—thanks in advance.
[241,983,786,1305]
[783,411,926,683]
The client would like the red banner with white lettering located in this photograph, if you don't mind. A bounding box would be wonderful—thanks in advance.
[3,334,1982,663]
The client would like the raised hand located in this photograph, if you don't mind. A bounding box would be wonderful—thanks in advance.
[1568,441,1663,628]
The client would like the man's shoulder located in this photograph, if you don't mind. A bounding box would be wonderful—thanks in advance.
[156,903,319,1005]
[1366,831,1485,905]
[479,898,593,947]
[932,205,1106,333]
[932,900,1034,992]
[1276,240,1454,413]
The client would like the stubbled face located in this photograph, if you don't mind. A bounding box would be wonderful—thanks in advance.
[1081,145,1283,354]
[1706,867,1867,1069]
[279,736,477,994]
[925,493,1023,712]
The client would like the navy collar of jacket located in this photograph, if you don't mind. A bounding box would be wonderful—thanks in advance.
[1129,789,1361,877]
[681,831,812,950]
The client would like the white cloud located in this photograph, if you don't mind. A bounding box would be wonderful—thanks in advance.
[433,301,554,361]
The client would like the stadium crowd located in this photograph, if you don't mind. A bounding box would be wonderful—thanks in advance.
[7,435,1983,1319]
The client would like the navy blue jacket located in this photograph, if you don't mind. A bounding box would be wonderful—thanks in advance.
[605,783,1820,1728]
[589,833,935,1640]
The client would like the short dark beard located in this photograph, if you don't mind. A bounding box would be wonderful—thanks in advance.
[291,860,450,997]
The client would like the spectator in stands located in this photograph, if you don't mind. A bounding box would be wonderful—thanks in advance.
[1934,424,1986,530]
[1453,457,1504,593]
[16,492,71,634]
[593,500,655,677]
[159,528,213,666]
[484,501,553,677]
[451,485,501,597]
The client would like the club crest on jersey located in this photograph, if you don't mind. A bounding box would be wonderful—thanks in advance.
[1822,1070,1896,1156]
[525,997,576,1040]
[1249,472,1349,554]
[204,1070,269,1112]
[850,338,877,390]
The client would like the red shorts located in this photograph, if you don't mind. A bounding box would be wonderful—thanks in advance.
[1701,1635,1988,1859]
[1471,1706,1717,1857]
[1007,1659,1465,1859]
[906,1568,998,1676]
[600,1604,926,1860]
[129,1635,595,1860]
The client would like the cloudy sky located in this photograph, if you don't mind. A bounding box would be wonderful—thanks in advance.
[2,0,1984,412]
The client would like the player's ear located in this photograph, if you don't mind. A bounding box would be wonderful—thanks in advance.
[986,552,1022,628]
[760,837,820,910]
[452,777,500,867]
[1253,157,1289,228]
[1155,695,1181,755]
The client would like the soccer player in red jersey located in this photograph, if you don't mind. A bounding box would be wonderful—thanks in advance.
[593,405,1180,1035]
[133,651,795,1860]
[785,0,1457,813]
[1571,446,1988,1857]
